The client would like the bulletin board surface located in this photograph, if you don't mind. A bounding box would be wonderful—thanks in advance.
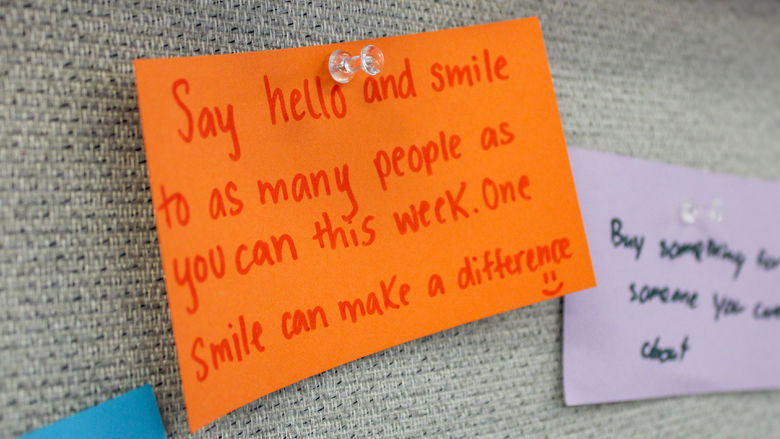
[1,1,778,437]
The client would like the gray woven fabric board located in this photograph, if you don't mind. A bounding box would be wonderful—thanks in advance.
[1,0,779,437]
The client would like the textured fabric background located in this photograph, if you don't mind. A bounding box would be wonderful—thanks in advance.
[1,1,779,438]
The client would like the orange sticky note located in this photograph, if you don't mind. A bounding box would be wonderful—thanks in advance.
[134,17,595,432]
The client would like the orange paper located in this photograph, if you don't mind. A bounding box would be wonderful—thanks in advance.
[134,17,595,431]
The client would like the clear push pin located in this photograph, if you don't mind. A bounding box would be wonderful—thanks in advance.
[680,200,698,225]
[329,45,384,84]
[680,199,723,225]
[709,198,723,223]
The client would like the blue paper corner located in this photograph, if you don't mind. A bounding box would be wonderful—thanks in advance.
[19,384,167,439]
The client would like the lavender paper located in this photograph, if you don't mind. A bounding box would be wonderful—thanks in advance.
[563,148,780,405]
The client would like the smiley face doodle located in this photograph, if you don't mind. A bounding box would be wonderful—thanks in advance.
[541,270,564,296]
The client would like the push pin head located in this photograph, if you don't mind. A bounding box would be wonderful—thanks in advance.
[709,198,723,223]
[680,200,698,225]
[329,45,384,84]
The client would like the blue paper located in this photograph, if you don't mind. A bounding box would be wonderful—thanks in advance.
[20,385,166,439]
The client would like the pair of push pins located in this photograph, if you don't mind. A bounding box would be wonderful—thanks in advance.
[680,199,723,225]
[329,45,384,83]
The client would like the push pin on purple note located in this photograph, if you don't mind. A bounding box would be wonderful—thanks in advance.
[329,45,384,84]
[680,199,723,225]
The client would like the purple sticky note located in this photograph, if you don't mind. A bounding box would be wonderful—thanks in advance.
[563,148,780,405]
